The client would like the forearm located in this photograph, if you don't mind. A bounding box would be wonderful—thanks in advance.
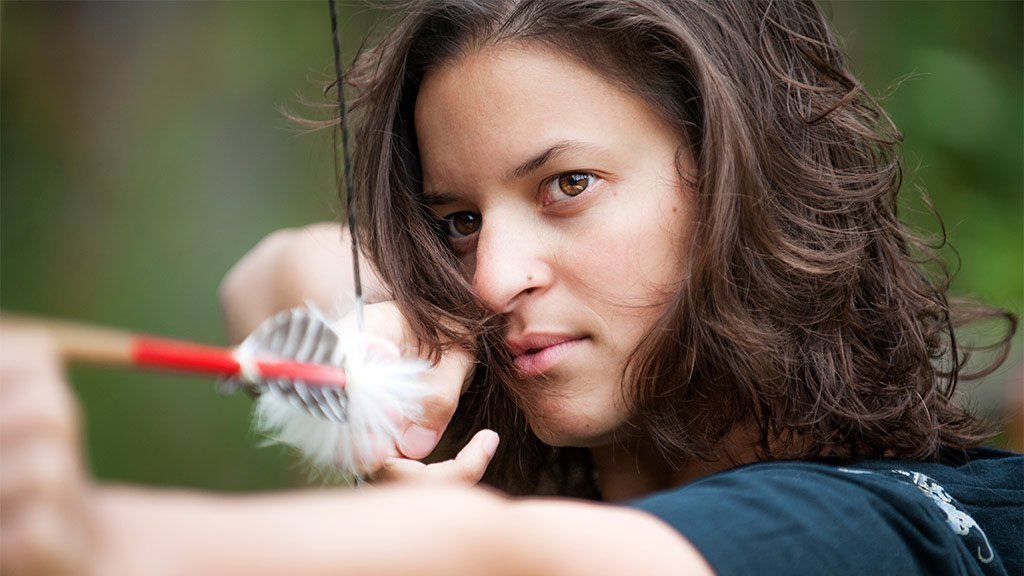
[94,484,537,576]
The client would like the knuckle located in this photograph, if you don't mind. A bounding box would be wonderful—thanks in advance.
[443,459,482,485]
[377,464,407,482]
[418,391,457,424]
[1,390,79,445]
[376,459,424,484]
[5,508,66,576]
[456,462,480,483]
[0,331,60,368]
[14,508,77,573]
[18,445,77,498]
[32,403,79,444]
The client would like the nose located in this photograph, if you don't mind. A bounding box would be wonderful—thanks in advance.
[470,212,551,314]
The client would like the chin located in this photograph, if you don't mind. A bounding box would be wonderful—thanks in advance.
[521,391,631,447]
[527,414,622,448]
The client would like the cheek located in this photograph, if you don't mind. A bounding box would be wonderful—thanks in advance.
[575,203,687,309]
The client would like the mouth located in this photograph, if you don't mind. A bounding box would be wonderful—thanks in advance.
[507,334,587,377]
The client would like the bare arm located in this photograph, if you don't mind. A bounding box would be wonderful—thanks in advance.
[3,279,713,576]
[94,484,713,576]
[219,223,389,345]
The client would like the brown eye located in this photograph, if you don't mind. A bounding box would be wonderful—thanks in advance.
[557,173,592,197]
[444,211,481,238]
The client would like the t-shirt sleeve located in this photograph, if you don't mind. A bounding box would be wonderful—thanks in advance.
[627,464,989,576]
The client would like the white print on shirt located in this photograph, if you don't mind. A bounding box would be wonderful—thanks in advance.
[838,467,995,565]
[889,469,995,564]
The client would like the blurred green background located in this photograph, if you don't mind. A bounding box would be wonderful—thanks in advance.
[2,2,1021,491]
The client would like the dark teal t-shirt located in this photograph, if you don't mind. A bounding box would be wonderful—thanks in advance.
[628,448,1022,575]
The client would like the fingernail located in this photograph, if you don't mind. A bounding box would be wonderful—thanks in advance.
[482,431,499,457]
[401,425,440,459]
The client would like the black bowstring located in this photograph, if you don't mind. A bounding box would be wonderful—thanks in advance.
[328,0,365,331]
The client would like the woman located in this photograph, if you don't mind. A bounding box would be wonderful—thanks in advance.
[2,1,1019,574]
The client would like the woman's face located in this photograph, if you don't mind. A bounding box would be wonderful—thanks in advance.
[415,43,694,447]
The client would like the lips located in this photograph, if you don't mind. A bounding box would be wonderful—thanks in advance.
[506,333,586,376]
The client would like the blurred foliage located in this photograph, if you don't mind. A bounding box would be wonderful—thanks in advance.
[1,2,1020,490]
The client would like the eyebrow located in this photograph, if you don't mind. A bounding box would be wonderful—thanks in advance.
[421,191,458,206]
[506,140,598,181]
[421,139,600,205]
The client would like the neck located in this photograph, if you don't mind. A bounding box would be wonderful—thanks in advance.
[589,440,673,501]
[590,425,761,501]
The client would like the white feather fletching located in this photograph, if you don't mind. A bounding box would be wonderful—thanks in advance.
[240,308,429,481]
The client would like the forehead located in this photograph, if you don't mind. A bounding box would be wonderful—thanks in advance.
[413,42,681,192]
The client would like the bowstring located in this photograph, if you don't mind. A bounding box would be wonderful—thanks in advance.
[328,0,365,331]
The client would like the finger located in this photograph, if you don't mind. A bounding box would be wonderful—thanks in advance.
[0,330,63,395]
[0,499,89,576]
[398,348,475,460]
[422,429,499,485]
[354,334,402,363]
[332,301,410,346]
[397,424,441,460]
[0,439,83,512]
[375,456,428,484]
[0,391,80,448]
[349,432,398,475]
[0,363,80,446]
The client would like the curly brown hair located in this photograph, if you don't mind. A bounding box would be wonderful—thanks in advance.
[338,0,1016,496]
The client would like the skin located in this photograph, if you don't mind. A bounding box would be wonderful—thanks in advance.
[0,331,95,575]
[0,329,712,576]
[416,42,694,451]
[0,44,716,575]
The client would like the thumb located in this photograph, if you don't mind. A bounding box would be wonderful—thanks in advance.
[423,429,500,485]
